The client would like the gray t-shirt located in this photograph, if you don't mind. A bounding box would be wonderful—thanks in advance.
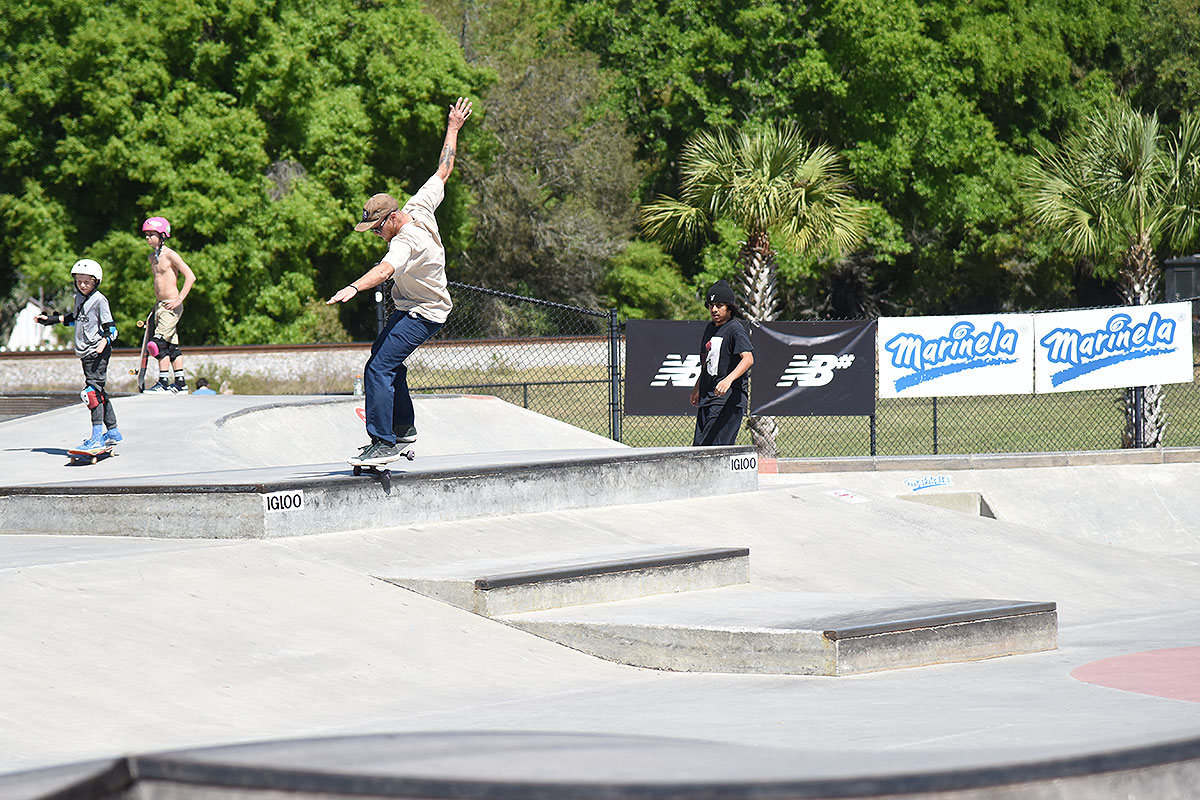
[68,290,115,358]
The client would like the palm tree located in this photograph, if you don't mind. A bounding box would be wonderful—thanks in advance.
[1025,103,1200,447]
[641,124,868,456]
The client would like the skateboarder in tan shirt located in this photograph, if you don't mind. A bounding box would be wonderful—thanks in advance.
[328,97,472,468]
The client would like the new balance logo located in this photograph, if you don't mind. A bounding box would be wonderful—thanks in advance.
[651,354,701,387]
[777,354,855,387]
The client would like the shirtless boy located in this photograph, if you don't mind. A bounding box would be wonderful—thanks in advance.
[141,216,196,393]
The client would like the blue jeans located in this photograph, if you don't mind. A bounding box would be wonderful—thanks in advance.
[364,311,443,444]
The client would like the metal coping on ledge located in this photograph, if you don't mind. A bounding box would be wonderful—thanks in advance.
[474,548,750,591]
[822,601,1058,641]
[0,446,757,498]
[11,731,1200,800]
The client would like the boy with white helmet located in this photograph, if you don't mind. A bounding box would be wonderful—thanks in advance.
[36,259,123,450]
[141,216,196,393]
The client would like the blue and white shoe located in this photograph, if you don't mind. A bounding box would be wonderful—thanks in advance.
[103,429,123,446]
[76,433,107,452]
[146,383,172,394]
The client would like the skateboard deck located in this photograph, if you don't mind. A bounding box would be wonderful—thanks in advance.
[350,448,415,490]
[67,445,116,465]
[127,309,157,392]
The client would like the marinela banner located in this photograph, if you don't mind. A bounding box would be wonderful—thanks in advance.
[750,320,877,415]
[878,313,1035,398]
[1033,302,1194,393]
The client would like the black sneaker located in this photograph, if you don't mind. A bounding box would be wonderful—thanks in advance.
[349,440,402,467]
[395,425,418,444]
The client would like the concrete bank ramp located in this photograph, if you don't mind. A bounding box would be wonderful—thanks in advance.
[209,394,622,466]
[775,452,1200,557]
[0,394,624,488]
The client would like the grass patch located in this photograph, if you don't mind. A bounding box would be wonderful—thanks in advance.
[409,362,1200,456]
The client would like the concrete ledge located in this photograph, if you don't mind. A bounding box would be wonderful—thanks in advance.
[475,547,750,590]
[502,592,1058,676]
[779,447,1200,473]
[386,547,751,615]
[833,608,1058,676]
[822,600,1056,639]
[0,447,758,539]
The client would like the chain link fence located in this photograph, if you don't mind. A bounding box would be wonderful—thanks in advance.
[383,281,621,439]
[383,282,1200,456]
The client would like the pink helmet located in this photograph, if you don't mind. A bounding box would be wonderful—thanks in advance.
[142,217,171,238]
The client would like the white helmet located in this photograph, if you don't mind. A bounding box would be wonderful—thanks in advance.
[71,259,103,282]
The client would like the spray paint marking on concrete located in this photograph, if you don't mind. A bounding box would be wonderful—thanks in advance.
[1071,646,1200,703]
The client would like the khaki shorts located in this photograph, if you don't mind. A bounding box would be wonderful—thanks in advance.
[153,301,183,344]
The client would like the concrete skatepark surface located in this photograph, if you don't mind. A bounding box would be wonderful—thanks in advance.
[1,393,1199,797]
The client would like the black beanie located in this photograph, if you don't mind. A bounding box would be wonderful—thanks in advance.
[705,279,738,307]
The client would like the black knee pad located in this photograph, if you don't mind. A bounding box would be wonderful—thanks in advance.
[151,336,170,355]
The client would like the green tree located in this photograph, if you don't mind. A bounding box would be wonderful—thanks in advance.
[640,124,867,454]
[1119,0,1200,123]
[456,48,641,308]
[1,0,482,344]
[570,0,1140,314]
[425,0,644,316]
[1024,102,1200,445]
[601,240,697,320]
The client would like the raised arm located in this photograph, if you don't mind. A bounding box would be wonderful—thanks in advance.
[435,97,473,183]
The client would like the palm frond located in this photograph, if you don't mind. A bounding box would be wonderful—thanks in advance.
[638,197,711,249]
[1165,111,1200,251]
[647,123,867,280]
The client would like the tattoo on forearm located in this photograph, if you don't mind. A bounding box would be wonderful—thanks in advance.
[439,146,456,168]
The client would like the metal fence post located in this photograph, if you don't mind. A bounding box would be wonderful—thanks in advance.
[869,414,877,457]
[608,310,622,442]
[932,397,939,455]
[1134,386,1145,448]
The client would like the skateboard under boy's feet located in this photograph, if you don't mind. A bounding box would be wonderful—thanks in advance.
[66,444,116,465]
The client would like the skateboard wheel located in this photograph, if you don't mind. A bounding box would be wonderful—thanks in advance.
[405,450,415,460]
[137,320,146,328]
[353,465,362,476]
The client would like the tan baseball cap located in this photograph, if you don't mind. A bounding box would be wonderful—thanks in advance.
[354,193,399,232]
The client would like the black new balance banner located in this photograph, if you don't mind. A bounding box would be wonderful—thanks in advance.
[750,320,877,416]
[625,319,707,415]
[626,319,877,416]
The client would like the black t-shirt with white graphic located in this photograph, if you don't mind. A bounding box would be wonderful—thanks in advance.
[697,318,753,409]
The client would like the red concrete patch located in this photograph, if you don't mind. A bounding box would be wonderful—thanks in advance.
[1071,647,1200,703]
[758,458,778,474]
